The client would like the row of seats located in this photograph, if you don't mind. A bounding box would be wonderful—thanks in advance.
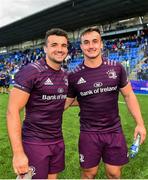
[67,46,145,71]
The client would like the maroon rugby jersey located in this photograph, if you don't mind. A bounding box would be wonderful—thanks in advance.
[14,59,68,142]
[68,59,128,133]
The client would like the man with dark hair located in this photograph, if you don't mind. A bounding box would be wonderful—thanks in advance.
[7,28,69,179]
[65,26,146,179]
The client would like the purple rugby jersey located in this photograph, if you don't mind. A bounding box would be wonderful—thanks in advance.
[14,59,68,143]
[68,59,128,133]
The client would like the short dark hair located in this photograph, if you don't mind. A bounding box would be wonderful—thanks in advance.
[80,26,101,41]
[44,28,69,45]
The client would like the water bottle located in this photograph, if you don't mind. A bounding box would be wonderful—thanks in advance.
[130,134,141,158]
[16,166,36,179]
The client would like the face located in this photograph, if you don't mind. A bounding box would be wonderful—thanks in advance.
[80,31,103,59]
[44,35,68,64]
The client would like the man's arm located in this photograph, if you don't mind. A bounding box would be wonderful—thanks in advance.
[64,97,79,110]
[7,87,30,175]
[120,82,146,144]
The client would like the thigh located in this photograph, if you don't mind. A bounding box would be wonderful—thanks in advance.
[23,142,49,179]
[49,140,65,174]
[79,131,103,169]
[102,132,129,165]
[48,173,58,179]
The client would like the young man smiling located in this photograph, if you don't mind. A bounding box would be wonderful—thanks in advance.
[7,28,69,179]
[65,26,146,179]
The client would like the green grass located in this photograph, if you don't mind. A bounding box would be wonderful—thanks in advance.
[0,93,148,179]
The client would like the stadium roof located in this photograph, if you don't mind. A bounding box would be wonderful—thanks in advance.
[0,0,148,47]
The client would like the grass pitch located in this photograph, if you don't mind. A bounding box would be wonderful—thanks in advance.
[0,93,148,179]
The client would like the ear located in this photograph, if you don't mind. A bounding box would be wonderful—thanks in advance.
[44,46,47,54]
[80,43,83,50]
[101,41,103,50]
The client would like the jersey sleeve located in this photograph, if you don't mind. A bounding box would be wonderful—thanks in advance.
[118,63,129,88]
[14,64,38,93]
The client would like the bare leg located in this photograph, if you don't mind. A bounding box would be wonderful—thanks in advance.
[81,165,98,179]
[48,173,58,179]
[105,163,123,179]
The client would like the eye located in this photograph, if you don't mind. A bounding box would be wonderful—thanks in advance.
[62,44,68,48]
[51,43,57,47]
[93,39,98,43]
[83,40,89,45]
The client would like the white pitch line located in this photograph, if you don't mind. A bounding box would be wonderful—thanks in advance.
[118,101,126,104]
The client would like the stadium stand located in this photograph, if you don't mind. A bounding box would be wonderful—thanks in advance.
[0,0,148,94]
[0,0,148,47]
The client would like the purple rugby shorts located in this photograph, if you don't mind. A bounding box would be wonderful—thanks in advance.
[79,131,129,168]
[23,140,65,179]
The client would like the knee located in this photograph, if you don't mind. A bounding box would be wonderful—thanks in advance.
[81,168,98,179]
[106,170,121,179]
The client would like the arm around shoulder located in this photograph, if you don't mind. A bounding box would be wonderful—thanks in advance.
[64,97,79,110]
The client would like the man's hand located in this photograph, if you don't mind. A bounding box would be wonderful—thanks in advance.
[134,124,146,144]
[13,152,29,175]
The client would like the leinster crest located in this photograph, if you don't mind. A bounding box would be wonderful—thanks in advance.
[106,69,117,79]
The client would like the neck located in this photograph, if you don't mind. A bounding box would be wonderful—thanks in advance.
[46,58,61,70]
[84,56,102,68]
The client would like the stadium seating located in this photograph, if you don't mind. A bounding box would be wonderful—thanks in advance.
[0,36,147,82]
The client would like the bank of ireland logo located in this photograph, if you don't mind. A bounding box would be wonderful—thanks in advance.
[79,154,85,163]
[106,69,117,79]
[93,82,103,88]
[57,88,64,93]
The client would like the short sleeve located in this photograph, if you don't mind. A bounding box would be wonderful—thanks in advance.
[14,65,38,93]
[118,63,128,88]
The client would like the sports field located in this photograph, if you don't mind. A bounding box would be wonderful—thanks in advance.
[0,93,148,179]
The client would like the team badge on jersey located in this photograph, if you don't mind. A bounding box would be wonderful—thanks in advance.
[63,76,68,86]
[106,69,117,79]
[57,88,64,93]
[77,77,86,84]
